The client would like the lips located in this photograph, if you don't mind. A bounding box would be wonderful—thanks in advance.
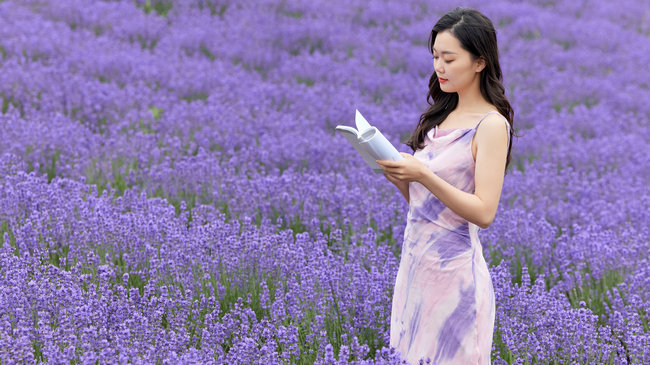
[439,77,448,83]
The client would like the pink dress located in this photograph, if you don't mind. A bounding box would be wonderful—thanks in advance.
[390,111,510,364]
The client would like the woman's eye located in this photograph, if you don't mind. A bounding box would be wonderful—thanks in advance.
[433,56,453,64]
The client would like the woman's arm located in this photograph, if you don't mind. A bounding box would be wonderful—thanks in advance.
[384,173,409,204]
[377,115,509,228]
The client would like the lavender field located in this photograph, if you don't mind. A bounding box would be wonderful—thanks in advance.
[0,0,648,363]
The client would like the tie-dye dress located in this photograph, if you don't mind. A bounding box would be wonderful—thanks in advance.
[390,111,510,364]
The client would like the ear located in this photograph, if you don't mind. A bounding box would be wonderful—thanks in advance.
[474,57,486,73]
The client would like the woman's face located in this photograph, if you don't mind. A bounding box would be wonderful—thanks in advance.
[432,30,485,93]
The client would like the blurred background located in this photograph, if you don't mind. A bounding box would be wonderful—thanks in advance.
[0,0,648,363]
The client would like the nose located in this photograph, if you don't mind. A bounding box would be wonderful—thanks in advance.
[434,58,444,75]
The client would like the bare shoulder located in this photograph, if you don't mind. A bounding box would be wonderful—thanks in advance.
[475,113,509,148]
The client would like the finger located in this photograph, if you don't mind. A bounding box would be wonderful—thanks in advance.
[381,167,400,176]
[378,164,401,173]
[392,174,404,181]
[386,174,401,183]
[376,159,400,167]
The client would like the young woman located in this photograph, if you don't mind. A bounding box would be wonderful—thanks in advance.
[376,7,515,364]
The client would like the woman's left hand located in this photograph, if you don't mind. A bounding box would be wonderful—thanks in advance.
[376,152,427,182]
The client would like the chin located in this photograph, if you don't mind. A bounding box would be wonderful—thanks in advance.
[439,84,455,93]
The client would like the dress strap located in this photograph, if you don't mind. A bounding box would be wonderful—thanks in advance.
[473,111,500,129]
[473,111,511,147]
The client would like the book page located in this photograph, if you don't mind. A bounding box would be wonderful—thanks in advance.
[355,110,372,133]
[336,127,383,172]
[336,111,402,174]
[361,128,403,162]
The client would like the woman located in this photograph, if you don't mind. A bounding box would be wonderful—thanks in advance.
[376,7,515,364]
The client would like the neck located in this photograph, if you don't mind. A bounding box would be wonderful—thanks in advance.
[454,75,490,113]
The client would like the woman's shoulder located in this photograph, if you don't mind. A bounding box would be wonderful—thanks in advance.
[479,110,509,129]
[475,113,510,146]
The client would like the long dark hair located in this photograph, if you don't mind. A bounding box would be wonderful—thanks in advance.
[406,7,516,173]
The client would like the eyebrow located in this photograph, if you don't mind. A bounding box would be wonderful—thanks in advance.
[432,48,457,55]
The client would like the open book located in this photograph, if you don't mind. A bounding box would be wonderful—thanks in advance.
[335,110,403,173]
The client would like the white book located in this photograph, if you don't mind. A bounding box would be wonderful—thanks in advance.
[335,110,403,174]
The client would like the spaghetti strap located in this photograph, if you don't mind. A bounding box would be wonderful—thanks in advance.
[472,111,503,130]
[473,111,511,148]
